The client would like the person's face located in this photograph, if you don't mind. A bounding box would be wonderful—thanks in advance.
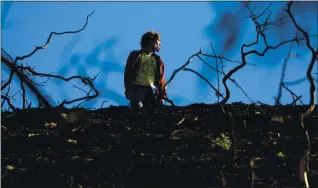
[154,40,161,52]
[150,39,161,52]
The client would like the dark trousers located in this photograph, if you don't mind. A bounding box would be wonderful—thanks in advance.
[126,85,162,109]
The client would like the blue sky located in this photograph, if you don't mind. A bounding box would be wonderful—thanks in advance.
[1,1,317,109]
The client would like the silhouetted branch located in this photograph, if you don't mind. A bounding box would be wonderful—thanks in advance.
[291,95,302,106]
[183,68,224,99]
[20,67,27,109]
[1,10,97,110]
[14,11,95,63]
[220,2,310,105]
[1,56,52,108]
[1,84,11,108]
[167,44,254,104]
[210,42,220,102]
[276,41,294,106]
[1,95,16,111]
[165,49,202,89]
[201,53,256,66]
[73,85,89,94]
[281,83,304,105]
[57,74,99,107]
[286,2,317,187]
[1,48,14,62]
[286,2,317,116]
[273,96,280,105]
[1,68,14,91]
[101,100,108,108]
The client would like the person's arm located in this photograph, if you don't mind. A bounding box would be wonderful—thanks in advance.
[124,51,136,90]
[158,58,167,100]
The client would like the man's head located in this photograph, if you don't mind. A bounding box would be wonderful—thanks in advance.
[140,30,161,53]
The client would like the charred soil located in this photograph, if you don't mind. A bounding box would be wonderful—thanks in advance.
[1,103,318,188]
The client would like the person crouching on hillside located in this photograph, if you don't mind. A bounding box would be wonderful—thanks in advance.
[124,30,167,109]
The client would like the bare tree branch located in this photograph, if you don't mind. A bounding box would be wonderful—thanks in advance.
[1,56,52,108]
[165,49,202,90]
[1,10,97,110]
[286,2,317,186]
[210,42,220,102]
[286,2,317,117]
[1,48,14,62]
[14,11,95,63]
[101,100,108,108]
[1,95,16,111]
[291,95,302,106]
[276,40,294,106]
[198,54,254,103]
[1,68,14,91]
[220,2,310,105]
[1,84,11,108]
[281,83,304,105]
[73,85,89,94]
[200,53,256,66]
[20,66,27,109]
[183,68,224,99]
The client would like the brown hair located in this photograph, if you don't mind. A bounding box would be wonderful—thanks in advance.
[140,30,161,49]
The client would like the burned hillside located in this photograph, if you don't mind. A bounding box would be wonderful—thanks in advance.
[2,103,318,188]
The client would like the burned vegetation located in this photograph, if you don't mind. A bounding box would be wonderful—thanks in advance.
[1,2,318,188]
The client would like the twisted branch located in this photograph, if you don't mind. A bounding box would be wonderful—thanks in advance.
[1,10,98,110]
[165,44,254,104]
[183,68,224,99]
[220,2,311,105]
[165,50,202,89]
[286,2,317,187]
[14,11,95,63]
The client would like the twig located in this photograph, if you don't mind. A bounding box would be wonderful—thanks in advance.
[198,53,254,103]
[1,48,14,62]
[165,49,202,90]
[14,11,95,63]
[1,57,52,108]
[20,67,27,109]
[210,42,220,102]
[183,68,224,99]
[286,2,317,116]
[1,84,11,108]
[1,68,14,91]
[18,64,99,107]
[200,53,256,66]
[1,95,16,111]
[220,2,307,105]
[1,11,96,110]
[101,100,108,108]
[291,95,302,106]
[274,96,280,105]
[73,85,89,95]
[281,83,304,105]
[276,40,294,106]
